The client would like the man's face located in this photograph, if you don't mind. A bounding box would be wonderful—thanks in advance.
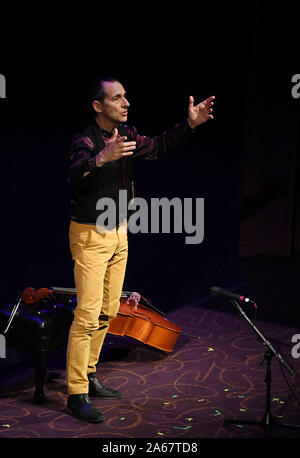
[97,81,130,125]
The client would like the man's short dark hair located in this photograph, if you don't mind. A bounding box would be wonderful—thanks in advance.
[86,76,120,115]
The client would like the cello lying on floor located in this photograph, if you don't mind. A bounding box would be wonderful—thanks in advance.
[108,291,182,352]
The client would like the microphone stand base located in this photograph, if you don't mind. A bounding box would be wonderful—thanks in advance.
[224,414,300,438]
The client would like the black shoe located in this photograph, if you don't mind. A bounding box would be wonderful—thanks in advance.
[67,393,104,423]
[88,373,123,399]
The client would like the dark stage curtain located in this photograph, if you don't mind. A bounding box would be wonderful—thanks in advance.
[239,3,300,257]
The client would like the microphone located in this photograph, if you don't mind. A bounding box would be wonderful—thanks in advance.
[211,286,257,308]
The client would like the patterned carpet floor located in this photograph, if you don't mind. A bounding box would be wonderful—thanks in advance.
[0,305,300,440]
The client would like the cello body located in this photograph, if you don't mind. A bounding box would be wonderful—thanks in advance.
[108,298,182,352]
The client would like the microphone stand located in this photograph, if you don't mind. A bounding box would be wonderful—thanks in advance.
[224,299,300,438]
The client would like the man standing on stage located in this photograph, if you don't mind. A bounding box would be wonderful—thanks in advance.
[66,76,214,422]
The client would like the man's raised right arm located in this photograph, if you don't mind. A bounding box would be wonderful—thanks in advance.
[68,129,136,188]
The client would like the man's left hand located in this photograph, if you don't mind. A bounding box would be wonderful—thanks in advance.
[188,95,215,129]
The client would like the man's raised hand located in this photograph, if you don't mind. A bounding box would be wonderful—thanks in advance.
[188,95,215,129]
[96,128,136,167]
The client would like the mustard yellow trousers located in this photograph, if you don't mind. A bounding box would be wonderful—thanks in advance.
[66,221,128,394]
